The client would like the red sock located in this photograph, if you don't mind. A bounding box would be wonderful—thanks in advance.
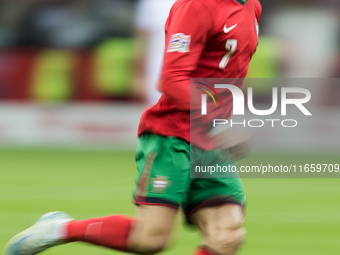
[194,246,218,255]
[67,215,135,252]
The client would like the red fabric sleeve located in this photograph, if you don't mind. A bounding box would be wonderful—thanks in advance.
[158,0,213,110]
[255,0,262,23]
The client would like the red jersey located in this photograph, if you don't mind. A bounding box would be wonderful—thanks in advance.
[138,0,262,148]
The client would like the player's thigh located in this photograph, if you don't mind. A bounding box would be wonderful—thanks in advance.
[187,147,246,254]
[129,205,177,253]
[191,204,245,254]
[186,170,246,254]
[185,168,246,218]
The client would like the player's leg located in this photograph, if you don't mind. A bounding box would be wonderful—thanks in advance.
[66,132,190,254]
[5,205,177,255]
[188,147,246,255]
[129,205,177,254]
[132,133,190,253]
[66,204,177,254]
[5,133,189,255]
[191,204,245,255]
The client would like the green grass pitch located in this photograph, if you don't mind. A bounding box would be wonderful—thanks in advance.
[1,149,339,255]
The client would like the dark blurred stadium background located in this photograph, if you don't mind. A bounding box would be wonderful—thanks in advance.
[0,1,340,255]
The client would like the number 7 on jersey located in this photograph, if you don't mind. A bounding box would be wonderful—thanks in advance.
[219,39,237,69]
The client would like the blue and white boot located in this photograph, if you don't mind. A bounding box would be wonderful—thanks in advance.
[5,211,73,255]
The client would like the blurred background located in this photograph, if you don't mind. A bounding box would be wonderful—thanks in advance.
[0,0,340,255]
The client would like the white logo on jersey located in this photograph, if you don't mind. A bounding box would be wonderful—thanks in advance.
[167,33,191,53]
[223,24,238,34]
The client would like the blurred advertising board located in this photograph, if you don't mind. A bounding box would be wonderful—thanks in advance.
[0,103,143,149]
[0,39,137,102]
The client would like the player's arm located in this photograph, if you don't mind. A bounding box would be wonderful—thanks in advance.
[255,0,262,23]
[158,1,213,110]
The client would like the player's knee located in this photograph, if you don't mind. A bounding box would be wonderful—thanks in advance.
[220,226,246,250]
[131,205,176,254]
[133,226,169,254]
[207,225,246,254]
[138,239,166,254]
[136,239,167,255]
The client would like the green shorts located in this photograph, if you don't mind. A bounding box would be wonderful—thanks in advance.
[133,133,245,217]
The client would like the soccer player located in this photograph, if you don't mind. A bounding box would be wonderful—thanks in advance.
[5,0,262,254]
